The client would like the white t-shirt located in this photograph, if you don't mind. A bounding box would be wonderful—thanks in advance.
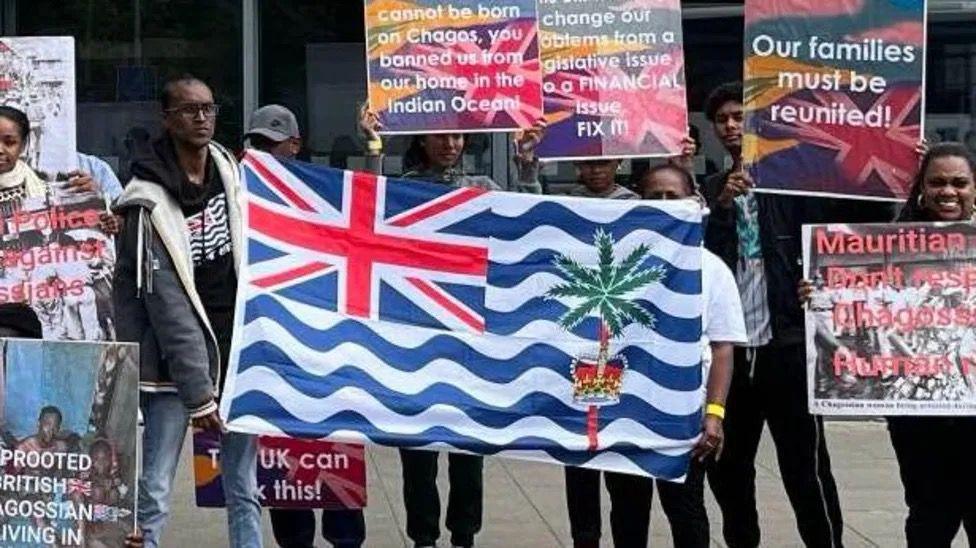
[701,249,748,397]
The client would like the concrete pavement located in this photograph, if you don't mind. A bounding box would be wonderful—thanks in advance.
[161,421,968,547]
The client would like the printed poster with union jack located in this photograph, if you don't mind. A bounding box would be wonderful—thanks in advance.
[365,0,542,133]
[220,151,704,480]
[743,0,925,201]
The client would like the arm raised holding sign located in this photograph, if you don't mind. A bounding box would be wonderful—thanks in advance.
[359,102,547,193]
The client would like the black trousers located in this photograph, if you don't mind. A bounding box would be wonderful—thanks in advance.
[269,508,365,548]
[399,448,483,547]
[888,416,976,548]
[707,344,844,548]
[564,461,709,548]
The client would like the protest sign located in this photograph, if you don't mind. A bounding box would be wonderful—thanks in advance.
[743,0,925,201]
[0,37,77,176]
[803,222,976,416]
[0,190,116,341]
[364,0,542,134]
[193,432,366,509]
[0,339,139,547]
[535,0,688,161]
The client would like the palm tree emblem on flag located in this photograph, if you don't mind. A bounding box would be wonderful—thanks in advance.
[546,229,667,450]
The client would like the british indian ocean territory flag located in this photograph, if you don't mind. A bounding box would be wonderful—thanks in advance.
[220,150,704,480]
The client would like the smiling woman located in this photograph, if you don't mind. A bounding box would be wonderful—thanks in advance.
[885,141,976,547]
[0,107,48,203]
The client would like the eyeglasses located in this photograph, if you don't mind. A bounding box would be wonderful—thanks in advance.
[165,103,220,119]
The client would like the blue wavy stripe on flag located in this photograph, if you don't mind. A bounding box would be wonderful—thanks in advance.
[238,332,573,381]
[442,202,702,246]
[242,296,701,389]
[226,392,692,480]
[489,252,702,295]
[233,354,701,440]
[487,299,701,343]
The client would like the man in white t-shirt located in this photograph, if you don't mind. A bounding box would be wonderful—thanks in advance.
[641,164,747,547]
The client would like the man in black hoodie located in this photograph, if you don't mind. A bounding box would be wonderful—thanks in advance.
[113,75,262,548]
[700,82,889,548]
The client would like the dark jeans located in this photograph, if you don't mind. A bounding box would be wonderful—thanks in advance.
[399,448,483,547]
[888,416,976,548]
[564,461,709,548]
[707,344,844,548]
[269,508,365,548]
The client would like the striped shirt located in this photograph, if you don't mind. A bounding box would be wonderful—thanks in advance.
[733,194,772,347]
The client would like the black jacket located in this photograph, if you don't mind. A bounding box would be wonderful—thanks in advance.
[112,138,242,418]
[702,170,892,346]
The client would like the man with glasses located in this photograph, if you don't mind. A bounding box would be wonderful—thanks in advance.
[113,75,262,548]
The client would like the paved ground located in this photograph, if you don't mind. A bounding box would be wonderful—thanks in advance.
[162,421,967,547]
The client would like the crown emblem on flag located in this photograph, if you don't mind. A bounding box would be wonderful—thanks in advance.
[570,351,629,404]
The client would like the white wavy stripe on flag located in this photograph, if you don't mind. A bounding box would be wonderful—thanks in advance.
[242,292,701,367]
[489,192,703,224]
[244,290,590,357]
[239,320,703,416]
[491,227,703,271]
[230,367,692,455]
[224,418,687,479]
[502,320,701,366]
[225,417,376,448]
[487,271,701,319]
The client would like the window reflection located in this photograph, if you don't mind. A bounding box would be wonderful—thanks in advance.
[13,0,243,179]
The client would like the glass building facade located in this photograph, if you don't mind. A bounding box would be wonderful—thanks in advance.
[3,0,974,189]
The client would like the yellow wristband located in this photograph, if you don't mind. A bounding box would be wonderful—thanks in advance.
[367,140,383,153]
[705,403,726,420]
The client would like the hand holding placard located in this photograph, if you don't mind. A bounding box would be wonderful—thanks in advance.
[742,0,925,200]
[365,0,542,133]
